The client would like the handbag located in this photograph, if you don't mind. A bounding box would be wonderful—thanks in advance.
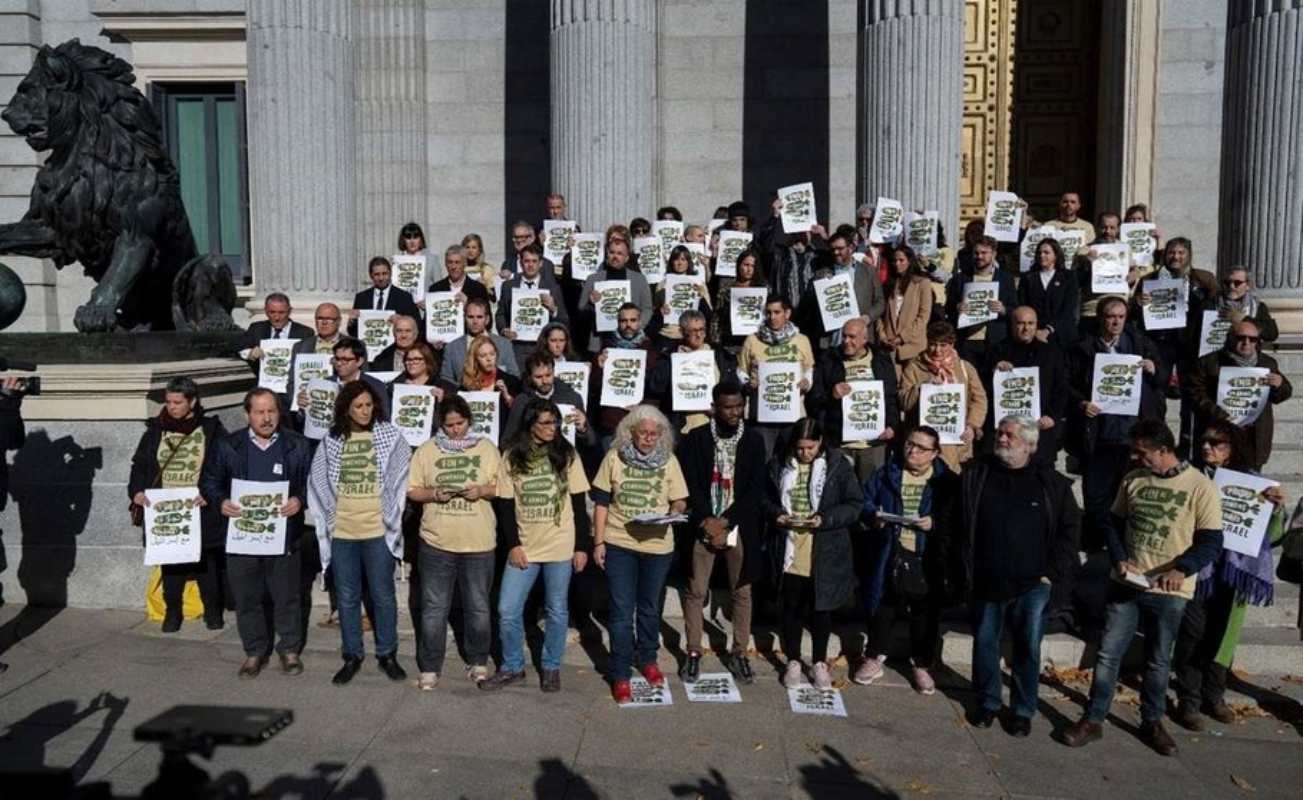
[129,430,193,527]
[889,548,929,600]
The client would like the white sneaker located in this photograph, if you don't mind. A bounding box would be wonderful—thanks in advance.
[783,659,805,687]
[852,655,886,686]
[418,672,438,691]
[811,661,833,690]
[912,666,936,695]
[465,664,488,683]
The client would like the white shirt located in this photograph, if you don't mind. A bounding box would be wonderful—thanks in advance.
[373,288,388,309]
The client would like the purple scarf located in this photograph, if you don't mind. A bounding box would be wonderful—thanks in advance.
[1197,466,1276,606]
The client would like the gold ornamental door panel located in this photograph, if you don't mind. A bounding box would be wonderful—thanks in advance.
[961,0,1016,225]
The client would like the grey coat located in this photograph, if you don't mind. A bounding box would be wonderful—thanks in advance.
[438,332,521,383]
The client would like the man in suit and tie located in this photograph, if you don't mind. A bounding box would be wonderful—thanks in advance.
[496,243,567,366]
[286,303,345,405]
[439,297,520,383]
[501,220,556,279]
[428,244,489,307]
[348,256,422,336]
[238,292,315,368]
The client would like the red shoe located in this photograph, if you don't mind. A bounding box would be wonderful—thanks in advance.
[639,663,665,687]
[612,680,633,704]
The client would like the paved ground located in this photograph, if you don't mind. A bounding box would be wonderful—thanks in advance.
[1,605,1301,799]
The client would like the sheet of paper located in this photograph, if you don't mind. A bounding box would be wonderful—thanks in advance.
[662,274,700,326]
[1020,226,1051,272]
[992,367,1040,422]
[778,181,816,233]
[1089,243,1131,294]
[715,231,753,277]
[956,281,999,328]
[1140,277,1188,331]
[757,361,801,423]
[634,236,664,284]
[1120,222,1157,267]
[357,310,395,362]
[1217,367,1271,427]
[983,190,1023,242]
[813,272,861,333]
[869,196,904,244]
[257,339,299,393]
[554,360,591,402]
[390,255,426,302]
[841,380,885,442]
[629,512,690,525]
[143,488,203,566]
[1198,310,1231,357]
[391,383,437,447]
[226,479,289,556]
[620,677,674,708]
[671,350,716,412]
[684,673,742,703]
[461,390,500,446]
[542,220,576,265]
[919,382,966,444]
[904,210,940,257]
[876,511,923,526]
[1214,468,1278,557]
[1090,353,1143,416]
[787,686,847,717]
[290,353,331,411]
[424,292,463,343]
[599,350,647,409]
[556,402,578,446]
[510,288,547,342]
[594,280,632,333]
[302,379,338,440]
[729,287,767,336]
[569,233,604,282]
[652,220,685,258]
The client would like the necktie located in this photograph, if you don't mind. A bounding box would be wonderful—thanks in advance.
[272,327,281,339]
[525,281,534,290]
[375,289,385,310]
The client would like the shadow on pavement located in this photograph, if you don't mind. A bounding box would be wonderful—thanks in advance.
[535,757,597,799]
[0,691,128,784]
[796,745,900,799]
[258,762,385,800]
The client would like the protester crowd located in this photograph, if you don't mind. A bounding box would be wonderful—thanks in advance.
[125,191,1303,753]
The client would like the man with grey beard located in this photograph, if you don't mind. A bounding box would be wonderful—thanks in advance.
[954,416,1080,736]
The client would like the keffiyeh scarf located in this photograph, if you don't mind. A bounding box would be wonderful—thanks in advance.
[709,420,744,516]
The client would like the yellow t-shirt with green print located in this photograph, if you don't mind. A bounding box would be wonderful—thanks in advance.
[592,450,689,555]
[158,429,206,489]
[497,452,590,563]
[785,462,815,577]
[334,432,383,540]
[408,438,499,552]
[1111,466,1221,600]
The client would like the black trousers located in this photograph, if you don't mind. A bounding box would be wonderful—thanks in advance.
[1172,579,1235,707]
[781,574,832,665]
[228,550,302,657]
[161,548,222,620]
[866,590,941,667]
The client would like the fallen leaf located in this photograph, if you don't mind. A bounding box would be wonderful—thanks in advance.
[753,741,765,751]
[831,677,849,690]
[1230,773,1255,792]
[1281,674,1303,685]
[903,777,934,794]
[805,740,824,754]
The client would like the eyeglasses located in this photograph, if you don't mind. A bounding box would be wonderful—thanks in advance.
[512,234,532,242]
[315,316,339,322]
[1223,279,1246,288]
[334,355,359,363]
[904,441,937,453]
[1232,334,1260,343]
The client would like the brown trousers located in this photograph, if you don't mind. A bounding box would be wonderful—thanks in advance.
[682,537,752,653]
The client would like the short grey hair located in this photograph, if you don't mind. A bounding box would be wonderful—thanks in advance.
[856,203,874,218]
[678,309,707,329]
[444,244,465,261]
[997,415,1039,448]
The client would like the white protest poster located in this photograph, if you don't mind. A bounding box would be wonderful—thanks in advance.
[620,677,674,708]
[684,242,711,278]
[290,353,331,411]
[904,210,940,257]
[1120,222,1157,267]
[569,232,604,282]
[842,380,886,442]
[1199,310,1232,357]
[757,361,801,423]
[634,236,664,284]
[303,378,338,440]
[983,190,1023,242]
[778,181,817,233]
[142,488,202,566]
[554,360,591,402]
[357,310,395,362]
[541,220,576,266]
[424,292,463,344]
[258,339,299,393]
[684,673,742,704]
[1020,226,1051,272]
[730,287,767,336]
[993,367,1040,422]
[461,390,500,446]
[600,349,648,409]
[594,280,632,333]
[957,281,1000,328]
[510,288,547,342]
[652,220,685,258]
[556,403,578,446]
[706,218,726,235]
[1140,277,1187,331]
[671,350,716,412]
[787,686,847,717]
[364,370,400,384]
[715,230,753,277]
[1090,354,1143,416]
[1050,228,1087,263]
[1214,468,1278,557]
[226,479,289,556]
[391,255,426,302]
[1089,243,1131,294]
[391,383,436,447]
[869,196,905,244]
[662,275,700,326]
[1217,367,1271,427]
[813,272,861,333]
[919,383,966,444]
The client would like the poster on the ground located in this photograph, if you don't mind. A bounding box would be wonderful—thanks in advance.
[600,350,647,410]
[652,220,685,258]
[870,196,904,244]
[1214,468,1278,557]
[635,236,664,284]
[1140,277,1187,331]
[542,220,576,266]
[957,281,999,328]
[685,673,742,703]
[983,190,1023,242]
[621,677,674,708]
[461,390,500,446]
[510,288,547,342]
[842,380,886,442]
[778,181,816,233]
[290,354,331,411]
[425,292,463,343]
[757,361,801,423]
[992,367,1040,422]
[553,360,591,404]
[662,274,700,326]
[303,379,338,440]
[358,310,395,362]
[919,383,966,444]
[1089,243,1131,294]
[570,233,603,282]
[556,403,578,446]
[258,339,299,393]
[1199,310,1232,357]
[226,479,289,556]
[143,488,202,566]
[594,280,632,333]
[730,287,767,335]
[715,231,753,277]
[391,383,437,447]
[787,686,847,717]
[391,255,426,303]
[813,272,861,333]
[671,350,716,412]
[1216,366,1271,427]
[1120,222,1157,267]
[904,210,940,257]
[1090,354,1143,416]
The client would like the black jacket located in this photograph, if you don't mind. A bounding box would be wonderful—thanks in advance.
[238,319,315,365]
[945,265,1017,347]
[806,348,900,445]
[677,424,768,587]
[198,426,312,552]
[1066,326,1167,457]
[348,285,422,330]
[428,276,490,306]
[983,338,1071,460]
[1017,267,1080,349]
[129,415,228,548]
[0,392,25,513]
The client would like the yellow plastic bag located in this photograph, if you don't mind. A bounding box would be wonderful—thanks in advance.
[145,565,206,620]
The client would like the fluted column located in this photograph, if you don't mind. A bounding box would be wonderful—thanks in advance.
[1219,1,1303,293]
[247,0,356,303]
[356,0,427,267]
[551,0,656,232]
[859,1,963,235]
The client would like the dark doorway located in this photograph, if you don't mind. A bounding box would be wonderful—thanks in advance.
[504,0,552,254]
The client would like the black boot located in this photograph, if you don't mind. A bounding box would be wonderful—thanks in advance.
[332,656,363,686]
[161,607,182,633]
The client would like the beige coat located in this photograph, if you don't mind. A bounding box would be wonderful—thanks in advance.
[876,276,934,365]
[898,356,988,473]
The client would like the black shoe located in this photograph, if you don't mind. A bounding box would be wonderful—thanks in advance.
[204,613,224,631]
[680,652,701,684]
[161,608,182,633]
[332,657,363,686]
[377,655,407,682]
[1005,716,1032,737]
[540,669,561,693]
[725,651,755,685]
[479,669,527,691]
[968,707,999,729]
[1139,720,1178,756]
[1174,700,1205,731]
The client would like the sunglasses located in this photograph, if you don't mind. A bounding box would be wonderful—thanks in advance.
[1232,334,1260,343]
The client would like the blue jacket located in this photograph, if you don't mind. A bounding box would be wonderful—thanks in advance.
[199,426,312,553]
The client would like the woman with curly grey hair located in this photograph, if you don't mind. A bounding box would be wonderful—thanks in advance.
[591,404,690,704]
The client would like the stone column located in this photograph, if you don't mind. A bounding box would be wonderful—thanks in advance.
[246,0,356,308]
[355,0,427,268]
[1219,1,1303,295]
[550,0,656,232]
[859,1,963,235]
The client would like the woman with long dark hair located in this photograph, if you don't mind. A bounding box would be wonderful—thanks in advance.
[1017,237,1080,350]
[711,247,766,353]
[876,244,935,369]
[649,244,712,350]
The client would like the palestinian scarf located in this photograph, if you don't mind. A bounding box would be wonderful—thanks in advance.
[757,321,798,347]
[709,419,744,516]
[619,438,671,470]
[434,428,480,453]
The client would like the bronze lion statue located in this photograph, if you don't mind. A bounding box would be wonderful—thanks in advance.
[0,40,236,332]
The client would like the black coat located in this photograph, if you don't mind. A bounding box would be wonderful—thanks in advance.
[1017,267,1080,349]
[945,266,1017,347]
[982,338,1071,459]
[677,424,768,587]
[762,449,865,611]
[1065,326,1167,457]
[129,415,228,548]
[198,426,312,552]
[806,348,900,445]
[348,284,422,326]
[428,276,490,306]
[0,393,25,513]
[237,320,315,365]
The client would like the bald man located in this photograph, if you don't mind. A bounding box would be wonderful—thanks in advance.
[982,306,1070,464]
[808,317,900,481]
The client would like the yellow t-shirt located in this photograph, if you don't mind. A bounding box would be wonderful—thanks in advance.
[785,462,815,576]
[841,352,877,450]
[1111,466,1222,599]
[334,432,383,540]
[158,428,206,489]
[592,449,690,555]
[497,452,590,562]
[738,332,815,421]
[408,438,499,553]
[898,466,931,553]
[1042,217,1097,246]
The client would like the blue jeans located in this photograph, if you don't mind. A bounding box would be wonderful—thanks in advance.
[1086,587,1188,724]
[417,543,494,674]
[604,543,674,682]
[971,582,1051,719]
[331,536,398,659]
[498,559,573,672]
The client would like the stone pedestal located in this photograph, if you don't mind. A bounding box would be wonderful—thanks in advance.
[1219,2,1303,295]
[859,2,964,235]
[246,0,357,305]
[550,0,657,231]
